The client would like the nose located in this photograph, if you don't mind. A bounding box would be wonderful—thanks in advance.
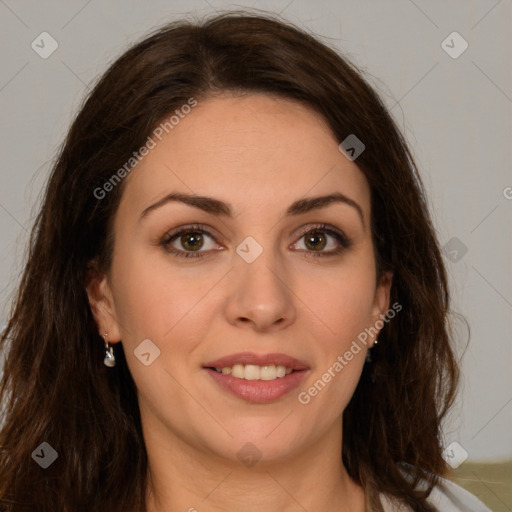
[224,247,297,332]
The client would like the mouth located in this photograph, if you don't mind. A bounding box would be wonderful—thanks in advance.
[210,363,294,380]
[202,352,309,403]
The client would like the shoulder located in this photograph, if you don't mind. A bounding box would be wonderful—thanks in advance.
[379,474,493,512]
[424,476,493,511]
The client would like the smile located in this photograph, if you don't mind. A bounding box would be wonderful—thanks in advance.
[212,364,293,380]
[203,352,309,403]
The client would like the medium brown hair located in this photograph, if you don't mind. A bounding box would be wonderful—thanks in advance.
[0,11,460,512]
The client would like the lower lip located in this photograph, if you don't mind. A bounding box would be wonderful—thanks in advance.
[204,368,308,403]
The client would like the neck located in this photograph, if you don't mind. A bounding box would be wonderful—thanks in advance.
[143,420,366,512]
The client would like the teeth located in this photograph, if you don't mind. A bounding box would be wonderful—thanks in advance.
[261,365,277,380]
[231,364,244,379]
[213,364,294,380]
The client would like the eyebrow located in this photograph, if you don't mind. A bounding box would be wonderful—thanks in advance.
[139,191,365,229]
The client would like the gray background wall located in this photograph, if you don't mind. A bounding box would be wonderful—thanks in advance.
[1,0,510,462]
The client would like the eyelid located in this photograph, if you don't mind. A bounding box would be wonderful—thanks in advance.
[294,222,346,240]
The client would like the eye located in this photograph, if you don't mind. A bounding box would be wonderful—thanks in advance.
[291,224,352,257]
[160,223,351,260]
[160,224,220,259]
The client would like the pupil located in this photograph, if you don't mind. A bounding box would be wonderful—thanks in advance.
[306,232,326,250]
[182,233,203,251]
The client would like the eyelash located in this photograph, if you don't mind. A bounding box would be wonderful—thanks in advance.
[160,223,352,259]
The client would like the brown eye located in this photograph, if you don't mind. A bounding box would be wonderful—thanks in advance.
[304,231,327,251]
[292,224,352,258]
[160,225,219,259]
[180,232,204,251]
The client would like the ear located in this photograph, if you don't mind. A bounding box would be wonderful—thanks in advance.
[84,261,122,343]
[369,271,393,344]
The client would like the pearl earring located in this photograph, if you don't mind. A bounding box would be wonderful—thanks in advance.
[102,333,116,367]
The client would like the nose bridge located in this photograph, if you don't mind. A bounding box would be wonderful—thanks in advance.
[238,241,283,289]
[236,234,289,298]
[226,233,296,330]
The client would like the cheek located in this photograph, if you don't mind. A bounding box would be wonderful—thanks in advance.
[293,261,376,347]
[110,251,223,407]
[110,246,219,347]
[296,347,366,439]
[292,255,376,414]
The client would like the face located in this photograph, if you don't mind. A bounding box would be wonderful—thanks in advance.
[86,93,392,466]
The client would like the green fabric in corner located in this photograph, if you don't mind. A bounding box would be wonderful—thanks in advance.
[448,461,512,512]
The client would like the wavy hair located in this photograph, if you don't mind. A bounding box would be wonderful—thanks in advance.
[0,11,460,512]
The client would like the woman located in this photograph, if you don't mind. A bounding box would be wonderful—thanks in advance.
[0,11,492,512]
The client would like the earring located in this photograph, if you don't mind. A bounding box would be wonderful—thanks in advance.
[365,339,379,364]
[102,333,116,367]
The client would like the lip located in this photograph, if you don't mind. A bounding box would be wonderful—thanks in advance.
[205,368,308,403]
[203,351,309,371]
[202,352,310,404]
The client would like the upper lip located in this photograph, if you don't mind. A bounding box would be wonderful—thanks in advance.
[203,352,309,371]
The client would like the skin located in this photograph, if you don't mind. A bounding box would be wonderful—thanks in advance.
[86,93,392,512]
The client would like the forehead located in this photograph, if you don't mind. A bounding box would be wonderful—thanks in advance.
[119,93,371,221]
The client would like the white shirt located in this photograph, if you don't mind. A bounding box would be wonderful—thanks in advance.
[380,474,493,511]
